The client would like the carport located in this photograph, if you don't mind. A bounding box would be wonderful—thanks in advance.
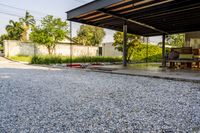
[66,0,200,67]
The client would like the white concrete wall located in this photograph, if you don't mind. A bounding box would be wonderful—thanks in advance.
[185,31,200,48]
[4,40,22,57]
[102,42,122,57]
[3,40,99,57]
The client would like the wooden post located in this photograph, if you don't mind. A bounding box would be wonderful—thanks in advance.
[123,22,127,67]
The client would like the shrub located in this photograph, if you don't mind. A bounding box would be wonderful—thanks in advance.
[131,44,162,62]
[0,45,3,51]
[31,55,63,64]
[31,55,122,64]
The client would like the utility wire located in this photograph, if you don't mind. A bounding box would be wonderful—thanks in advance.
[0,1,94,18]
[0,11,41,21]
[0,3,47,16]
[0,11,23,18]
[0,3,61,18]
[74,0,92,4]
[74,0,87,3]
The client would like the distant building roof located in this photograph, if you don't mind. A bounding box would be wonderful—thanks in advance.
[58,36,77,44]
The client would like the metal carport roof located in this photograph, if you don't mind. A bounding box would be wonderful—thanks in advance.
[66,0,200,36]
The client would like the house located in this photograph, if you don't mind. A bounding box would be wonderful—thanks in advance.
[185,31,200,48]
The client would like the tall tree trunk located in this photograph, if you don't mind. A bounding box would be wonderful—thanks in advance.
[127,49,134,63]
[48,47,52,55]
[21,25,29,42]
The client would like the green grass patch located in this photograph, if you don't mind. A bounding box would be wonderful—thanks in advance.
[10,56,32,63]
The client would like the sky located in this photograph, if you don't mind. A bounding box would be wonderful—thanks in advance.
[0,0,161,43]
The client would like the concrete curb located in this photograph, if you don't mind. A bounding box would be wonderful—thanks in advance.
[88,69,200,84]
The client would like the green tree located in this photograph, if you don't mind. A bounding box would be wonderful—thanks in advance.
[75,25,105,46]
[113,31,141,62]
[166,34,185,47]
[20,11,36,42]
[158,34,185,47]
[0,34,9,45]
[30,15,68,54]
[6,20,24,40]
[0,34,9,51]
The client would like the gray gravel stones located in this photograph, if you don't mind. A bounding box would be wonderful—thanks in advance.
[0,62,200,132]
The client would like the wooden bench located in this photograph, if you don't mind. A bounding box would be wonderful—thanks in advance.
[169,59,200,68]
[168,47,200,69]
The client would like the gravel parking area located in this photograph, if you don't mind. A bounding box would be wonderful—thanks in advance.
[0,59,200,132]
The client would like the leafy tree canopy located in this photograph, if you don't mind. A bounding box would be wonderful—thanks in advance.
[4,12,35,41]
[75,25,105,46]
[113,31,141,62]
[166,34,185,47]
[6,20,24,40]
[20,11,36,42]
[20,11,35,27]
[30,15,68,54]
[0,34,9,45]
[158,34,185,47]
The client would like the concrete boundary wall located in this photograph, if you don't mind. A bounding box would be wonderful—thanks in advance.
[3,40,99,57]
[102,42,122,57]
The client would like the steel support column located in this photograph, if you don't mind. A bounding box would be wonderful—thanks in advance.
[146,37,149,63]
[162,34,166,67]
[123,22,127,67]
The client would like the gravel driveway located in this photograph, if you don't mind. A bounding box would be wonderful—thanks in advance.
[0,58,200,132]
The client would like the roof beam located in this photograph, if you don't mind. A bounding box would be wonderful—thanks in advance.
[132,2,200,20]
[140,13,200,27]
[126,0,197,19]
[120,0,174,14]
[98,9,168,35]
[110,0,156,12]
[66,0,122,20]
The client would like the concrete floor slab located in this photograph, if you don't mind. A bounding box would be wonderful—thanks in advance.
[88,63,200,83]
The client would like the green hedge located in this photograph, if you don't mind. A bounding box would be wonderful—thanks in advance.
[131,44,162,62]
[31,55,122,64]
[0,45,3,51]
